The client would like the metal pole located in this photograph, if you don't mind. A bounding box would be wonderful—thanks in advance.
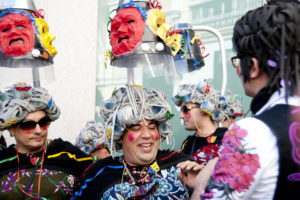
[32,67,40,87]
[127,67,134,83]
[193,25,227,96]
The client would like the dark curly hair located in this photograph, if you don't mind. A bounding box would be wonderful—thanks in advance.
[233,0,300,95]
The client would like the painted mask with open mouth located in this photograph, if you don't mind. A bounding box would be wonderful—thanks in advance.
[110,7,145,56]
[0,13,34,56]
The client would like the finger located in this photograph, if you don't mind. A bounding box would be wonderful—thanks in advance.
[192,164,205,171]
[177,172,187,183]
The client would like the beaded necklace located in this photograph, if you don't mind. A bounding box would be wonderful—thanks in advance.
[16,149,45,200]
[122,158,153,186]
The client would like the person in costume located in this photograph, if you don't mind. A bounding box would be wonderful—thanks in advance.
[222,92,244,128]
[192,0,300,199]
[0,91,7,150]
[173,80,228,165]
[73,84,202,200]
[0,82,92,200]
[75,121,110,160]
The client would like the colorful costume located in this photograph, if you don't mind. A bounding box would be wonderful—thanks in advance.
[203,88,300,199]
[181,127,227,165]
[0,138,92,200]
[73,150,190,199]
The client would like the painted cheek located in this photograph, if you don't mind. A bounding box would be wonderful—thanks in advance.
[24,130,33,134]
[41,127,48,131]
[186,112,192,118]
[154,131,159,140]
[128,133,136,142]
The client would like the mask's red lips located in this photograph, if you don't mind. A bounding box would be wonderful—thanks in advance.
[118,36,129,43]
[9,38,24,45]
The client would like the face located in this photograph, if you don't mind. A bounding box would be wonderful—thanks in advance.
[122,120,159,166]
[35,18,57,56]
[179,102,202,131]
[0,13,34,56]
[90,148,110,160]
[110,7,145,56]
[10,110,50,153]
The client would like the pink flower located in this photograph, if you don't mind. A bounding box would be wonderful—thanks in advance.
[222,124,248,148]
[212,150,261,193]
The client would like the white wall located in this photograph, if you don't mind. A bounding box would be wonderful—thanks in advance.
[1,0,99,145]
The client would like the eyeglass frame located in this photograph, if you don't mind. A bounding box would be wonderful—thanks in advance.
[231,56,241,68]
[180,104,200,113]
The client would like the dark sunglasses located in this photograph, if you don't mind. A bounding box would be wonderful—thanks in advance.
[18,116,51,132]
[181,105,200,113]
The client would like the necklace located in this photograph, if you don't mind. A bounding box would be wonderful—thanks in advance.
[16,149,45,200]
[122,159,153,186]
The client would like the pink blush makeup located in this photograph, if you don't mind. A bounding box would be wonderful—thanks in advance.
[186,112,192,118]
[128,133,135,142]
[154,131,159,140]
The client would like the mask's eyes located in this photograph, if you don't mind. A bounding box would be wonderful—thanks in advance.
[127,20,135,23]
[16,25,24,29]
[0,25,10,32]
[2,28,9,32]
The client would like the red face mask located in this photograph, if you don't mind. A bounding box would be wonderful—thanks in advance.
[110,7,145,56]
[0,13,34,56]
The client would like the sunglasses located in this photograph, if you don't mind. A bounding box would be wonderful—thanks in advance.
[181,105,200,113]
[18,116,51,132]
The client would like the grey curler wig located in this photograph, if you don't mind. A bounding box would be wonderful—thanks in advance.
[75,121,106,155]
[173,80,229,122]
[224,91,244,118]
[0,83,60,130]
[100,84,174,153]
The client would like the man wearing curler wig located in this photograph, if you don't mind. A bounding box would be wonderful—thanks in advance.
[73,84,203,200]
[0,83,92,200]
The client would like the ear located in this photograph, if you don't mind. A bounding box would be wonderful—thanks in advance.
[8,128,15,137]
[249,57,260,78]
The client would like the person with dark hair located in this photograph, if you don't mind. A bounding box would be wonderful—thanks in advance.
[73,84,202,200]
[191,1,300,199]
[0,83,92,200]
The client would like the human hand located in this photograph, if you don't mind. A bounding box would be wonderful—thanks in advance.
[176,160,204,188]
[191,157,218,200]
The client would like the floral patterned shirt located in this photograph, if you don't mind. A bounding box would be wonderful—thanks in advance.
[202,90,300,200]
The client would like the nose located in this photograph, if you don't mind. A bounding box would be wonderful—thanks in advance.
[33,124,42,134]
[179,111,185,119]
[141,127,152,138]
[118,23,128,33]
[48,33,56,41]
